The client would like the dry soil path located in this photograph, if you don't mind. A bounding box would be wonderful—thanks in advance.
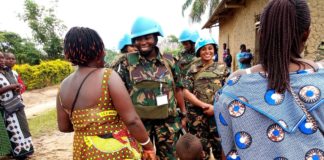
[23,85,73,160]
[23,85,59,118]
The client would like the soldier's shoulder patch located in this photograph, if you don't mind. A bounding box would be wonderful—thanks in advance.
[126,52,140,66]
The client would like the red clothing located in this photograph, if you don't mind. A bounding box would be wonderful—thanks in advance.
[17,75,26,94]
[11,70,26,94]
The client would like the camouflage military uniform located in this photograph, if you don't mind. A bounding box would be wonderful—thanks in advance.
[105,54,123,68]
[105,54,126,70]
[176,50,200,111]
[176,50,198,79]
[116,47,182,160]
[184,60,227,160]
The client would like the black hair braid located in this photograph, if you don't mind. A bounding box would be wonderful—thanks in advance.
[64,27,104,66]
[259,0,310,93]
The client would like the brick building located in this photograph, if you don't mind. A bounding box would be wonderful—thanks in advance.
[203,0,324,70]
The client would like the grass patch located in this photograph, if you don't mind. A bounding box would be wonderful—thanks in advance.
[27,108,58,138]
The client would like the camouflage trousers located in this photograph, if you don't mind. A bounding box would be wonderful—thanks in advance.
[142,116,181,160]
[187,107,222,160]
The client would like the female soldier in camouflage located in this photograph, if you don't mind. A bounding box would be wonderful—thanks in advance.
[183,36,227,160]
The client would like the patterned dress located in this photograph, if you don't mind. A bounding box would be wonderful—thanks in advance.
[215,65,324,160]
[0,71,34,158]
[71,69,142,160]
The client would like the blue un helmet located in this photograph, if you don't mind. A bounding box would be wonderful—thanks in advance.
[118,34,132,51]
[179,29,200,43]
[190,31,200,43]
[195,36,217,57]
[130,16,164,41]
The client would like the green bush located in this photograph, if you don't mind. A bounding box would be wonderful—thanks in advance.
[13,59,74,90]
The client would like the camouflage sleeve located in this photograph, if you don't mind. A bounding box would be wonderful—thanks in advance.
[183,70,194,92]
[170,58,183,88]
[113,58,132,90]
[183,59,200,92]
[106,54,125,68]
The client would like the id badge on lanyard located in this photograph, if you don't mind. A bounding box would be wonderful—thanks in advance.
[156,83,168,106]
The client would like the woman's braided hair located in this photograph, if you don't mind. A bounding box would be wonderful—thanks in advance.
[259,0,310,92]
[64,27,105,66]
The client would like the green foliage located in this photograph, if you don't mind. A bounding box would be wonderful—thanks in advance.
[164,47,182,59]
[182,0,219,23]
[21,0,66,59]
[163,34,182,58]
[28,108,57,138]
[167,35,180,43]
[0,31,22,52]
[17,41,43,65]
[104,49,118,64]
[13,59,74,90]
[0,31,42,65]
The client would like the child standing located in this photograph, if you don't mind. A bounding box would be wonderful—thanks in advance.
[176,133,204,160]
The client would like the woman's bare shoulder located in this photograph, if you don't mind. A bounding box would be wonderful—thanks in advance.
[59,72,75,91]
[228,64,263,79]
[107,69,124,89]
[107,69,119,82]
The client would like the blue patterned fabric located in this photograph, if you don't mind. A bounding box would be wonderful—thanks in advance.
[214,68,324,160]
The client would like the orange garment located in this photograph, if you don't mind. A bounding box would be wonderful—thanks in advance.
[71,69,142,160]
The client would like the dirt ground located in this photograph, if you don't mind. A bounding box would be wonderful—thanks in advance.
[23,85,59,118]
[4,85,74,160]
[28,131,73,160]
